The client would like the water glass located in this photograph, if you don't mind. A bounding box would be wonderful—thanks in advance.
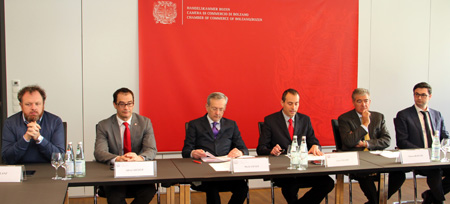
[441,139,450,162]
[51,152,63,180]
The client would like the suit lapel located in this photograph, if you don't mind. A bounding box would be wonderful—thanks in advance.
[202,115,215,139]
[130,113,138,151]
[409,106,425,144]
[428,109,436,134]
[277,111,291,141]
[111,116,122,153]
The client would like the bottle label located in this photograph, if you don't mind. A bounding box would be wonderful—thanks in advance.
[75,160,86,176]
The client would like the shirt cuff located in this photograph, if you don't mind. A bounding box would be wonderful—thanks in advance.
[36,135,44,144]
[23,136,31,143]
[360,124,369,133]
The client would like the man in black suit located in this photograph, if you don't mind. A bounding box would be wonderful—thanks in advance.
[395,82,450,204]
[182,92,249,204]
[338,88,404,204]
[257,88,334,204]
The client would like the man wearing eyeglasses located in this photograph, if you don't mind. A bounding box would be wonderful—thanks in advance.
[182,92,249,204]
[2,85,65,164]
[94,87,157,204]
[338,88,404,204]
[395,82,450,204]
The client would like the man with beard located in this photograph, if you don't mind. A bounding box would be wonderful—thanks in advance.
[2,85,65,164]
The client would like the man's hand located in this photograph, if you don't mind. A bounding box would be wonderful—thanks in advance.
[355,141,367,148]
[116,152,144,162]
[227,148,243,158]
[361,110,371,127]
[270,144,283,156]
[191,149,207,159]
[308,145,323,156]
[24,122,41,141]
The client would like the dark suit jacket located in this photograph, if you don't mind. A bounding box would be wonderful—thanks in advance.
[94,113,157,163]
[257,110,320,155]
[182,114,248,158]
[395,105,449,149]
[338,109,390,151]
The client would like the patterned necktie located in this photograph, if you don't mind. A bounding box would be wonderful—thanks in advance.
[123,122,132,154]
[212,122,219,139]
[288,118,294,139]
[364,133,370,151]
[421,111,433,147]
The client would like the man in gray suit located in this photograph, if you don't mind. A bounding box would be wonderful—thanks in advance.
[94,87,157,204]
[338,88,404,204]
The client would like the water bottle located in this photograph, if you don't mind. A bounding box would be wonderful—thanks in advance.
[431,131,441,162]
[75,142,86,177]
[65,142,75,178]
[289,135,300,169]
[299,136,308,170]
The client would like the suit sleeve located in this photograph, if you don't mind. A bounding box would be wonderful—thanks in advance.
[257,118,273,155]
[338,115,367,150]
[230,121,248,155]
[395,111,420,149]
[367,114,390,150]
[94,122,118,163]
[182,121,197,158]
[139,118,157,160]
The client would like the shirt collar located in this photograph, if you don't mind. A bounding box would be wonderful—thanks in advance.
[415,104,428,113]
[22,112,43,125]
[207,115,219,124]
[282,111,295,122]
[116,114,132,126]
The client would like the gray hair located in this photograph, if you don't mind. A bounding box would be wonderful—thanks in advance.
[207,92,228,106]
[352,88,370,101]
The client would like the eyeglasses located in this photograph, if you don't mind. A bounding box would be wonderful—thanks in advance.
[116,102,134,108]
[355,99,370,104]
[414,93,429,98]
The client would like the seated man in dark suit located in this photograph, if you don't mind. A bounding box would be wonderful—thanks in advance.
[2,85,65,164]
[182,92,249,204]
[94,88,157,204]
[257,88,334,204]
[395,82,450,204]
[338,88,404,204]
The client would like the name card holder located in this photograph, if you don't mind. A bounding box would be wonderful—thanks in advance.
[231,157,270,173]
[0,165,23,182]
[114,161,157,178]
[399,149,430,164]
[325,152,359,167]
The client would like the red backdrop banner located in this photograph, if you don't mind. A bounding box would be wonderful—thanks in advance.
[139,0,358,151]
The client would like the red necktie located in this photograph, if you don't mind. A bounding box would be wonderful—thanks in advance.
[123,122,131,154]
[288,118,294,139]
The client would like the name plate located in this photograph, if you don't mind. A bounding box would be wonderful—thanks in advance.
[231,157,270,173]
[114,161,157,178]
[399,149,430,164]
[325,152,359,167]
[0,166,23,182]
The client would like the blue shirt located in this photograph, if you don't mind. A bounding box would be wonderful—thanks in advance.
[2,111,65,164]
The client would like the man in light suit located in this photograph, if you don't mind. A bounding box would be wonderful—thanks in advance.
[257,88,334,204]
[94,87,157,204]
[182,92,249,204]
[395,82,450,204]
[338,88,404,204]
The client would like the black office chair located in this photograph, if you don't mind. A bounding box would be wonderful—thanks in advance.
[258,122,328,204]
[63,122,67,147]
[186,122,250,204]
[393,118,421,204]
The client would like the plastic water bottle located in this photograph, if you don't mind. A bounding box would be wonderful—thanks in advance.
[65,142,75,178]
[299,136,308,170]
[75,142,86,177]
[289,135,300,169]
[431,131,441,162]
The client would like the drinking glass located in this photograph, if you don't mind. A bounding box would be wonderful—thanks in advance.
[441,139,450,162]
[51,152,63,180]
[60,153,72,180]
[286,145,292,158]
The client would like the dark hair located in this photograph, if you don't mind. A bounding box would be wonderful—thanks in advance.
[413,82,432,95]
[18,85,46,103]
[113,87,134,103]
[281,88,299,102]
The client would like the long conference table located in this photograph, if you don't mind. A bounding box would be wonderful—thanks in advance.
[1,150,449,204]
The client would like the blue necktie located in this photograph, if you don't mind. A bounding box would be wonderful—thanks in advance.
[212,122,219,139]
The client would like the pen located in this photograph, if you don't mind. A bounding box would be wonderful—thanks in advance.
[193,160,202,164]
